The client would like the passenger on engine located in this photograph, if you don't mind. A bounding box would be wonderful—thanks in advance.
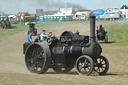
[40,30,47,42]
[34,34,41,42]
[48,32,53,37]
[27,31,33,44]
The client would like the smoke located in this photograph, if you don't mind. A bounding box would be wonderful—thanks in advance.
[36,0,85,11]
[0,0,85,13]
[66,2,84,11]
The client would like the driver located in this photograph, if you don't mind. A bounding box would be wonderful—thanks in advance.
[96,24,105,33]
[99,24,104,31]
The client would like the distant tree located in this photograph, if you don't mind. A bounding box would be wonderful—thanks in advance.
[120,5,128,9]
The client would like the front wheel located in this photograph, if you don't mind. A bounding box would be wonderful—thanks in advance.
[76,55,94,76]
[94,56,109,75]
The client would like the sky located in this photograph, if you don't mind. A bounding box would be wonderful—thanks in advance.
[0,0,128,14]
[63,0,128,9]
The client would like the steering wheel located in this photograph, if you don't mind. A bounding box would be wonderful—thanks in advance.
[46,37,53,45]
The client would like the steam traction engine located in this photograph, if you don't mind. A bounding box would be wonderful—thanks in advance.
[23,16,109,76]
[28,23,37,35]
[96,26,108,43]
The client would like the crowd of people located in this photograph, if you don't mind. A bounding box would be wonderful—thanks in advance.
[26,30,53,44]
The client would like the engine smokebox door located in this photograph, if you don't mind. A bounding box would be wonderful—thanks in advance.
[55,47,65,63]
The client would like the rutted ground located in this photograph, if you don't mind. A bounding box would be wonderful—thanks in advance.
[0,21,128,85]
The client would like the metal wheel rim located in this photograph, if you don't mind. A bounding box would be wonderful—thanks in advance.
[76,55,94,76]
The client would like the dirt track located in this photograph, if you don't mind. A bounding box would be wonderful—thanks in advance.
[0,21,128,85]
[0,30,29,74]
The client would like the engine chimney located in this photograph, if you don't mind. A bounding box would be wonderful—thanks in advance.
[90,16,96,43]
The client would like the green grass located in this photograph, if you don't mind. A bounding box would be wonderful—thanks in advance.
[0,24,28,38]
[107,23,128,45]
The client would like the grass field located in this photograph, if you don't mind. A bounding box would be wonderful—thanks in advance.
[107,23,128,45]
[0,20,128,85]
[0,24,27,38]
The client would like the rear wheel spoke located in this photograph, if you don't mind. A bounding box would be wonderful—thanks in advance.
[36,64,38,71]
[38,63,43,68]
[31,63,36,70]
[29,51,34,55]
[38,51,44,57]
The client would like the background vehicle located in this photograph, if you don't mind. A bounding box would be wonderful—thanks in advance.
[96,27,108,43]
[28,23,37,36]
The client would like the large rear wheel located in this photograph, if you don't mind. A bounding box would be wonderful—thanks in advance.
[25,42,51,74]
